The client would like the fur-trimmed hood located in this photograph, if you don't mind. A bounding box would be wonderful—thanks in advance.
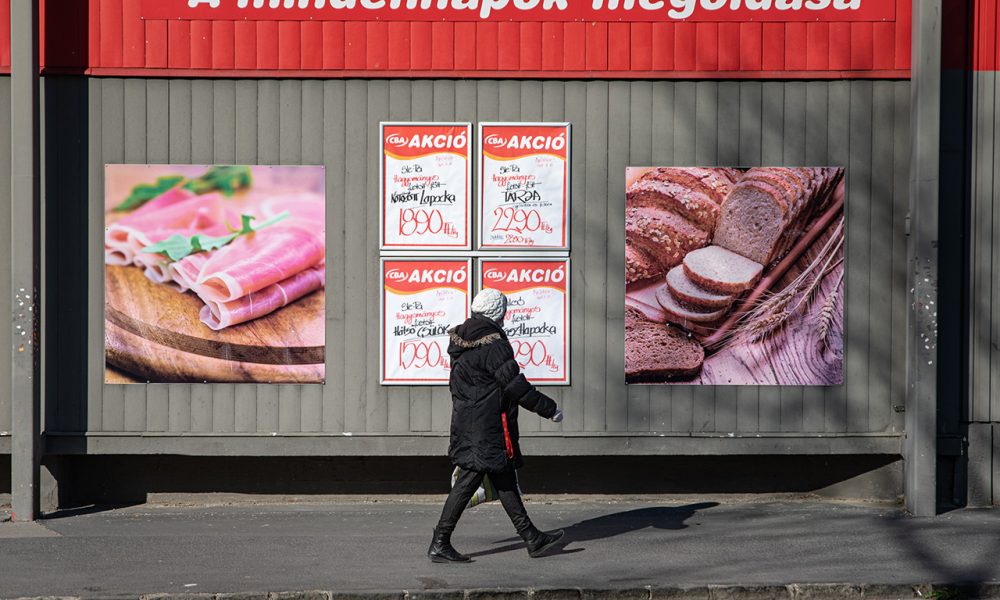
[447,314,507,361]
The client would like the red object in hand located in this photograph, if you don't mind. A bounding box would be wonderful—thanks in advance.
[501,412,514,459]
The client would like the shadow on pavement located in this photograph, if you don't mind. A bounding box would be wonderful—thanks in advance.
[41,503,143,520]
[467,502,719,559]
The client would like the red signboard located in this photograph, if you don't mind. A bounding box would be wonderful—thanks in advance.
[29,0,912,79]
[141,0,894,22]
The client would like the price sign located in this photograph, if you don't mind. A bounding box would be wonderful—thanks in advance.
[381,259,471,385]
[479,259,570,385]
[381,123,472,250]
[478,123,570,250]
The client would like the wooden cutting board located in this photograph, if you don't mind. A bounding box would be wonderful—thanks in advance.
[105,264,325,384]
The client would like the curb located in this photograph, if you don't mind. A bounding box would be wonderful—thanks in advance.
[6,583,1000,600]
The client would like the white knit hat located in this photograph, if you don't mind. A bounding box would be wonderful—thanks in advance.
[471,288,508,322]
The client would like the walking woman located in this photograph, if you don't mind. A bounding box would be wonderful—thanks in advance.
[427,288,565,562]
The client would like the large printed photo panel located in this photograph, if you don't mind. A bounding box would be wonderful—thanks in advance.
[104,164,326,384]
[624,167,845,386]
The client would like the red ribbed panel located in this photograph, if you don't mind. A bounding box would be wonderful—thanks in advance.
[973,0,998,71]
[17,0,914,77]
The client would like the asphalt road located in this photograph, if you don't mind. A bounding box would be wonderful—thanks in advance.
[2,499,999,598]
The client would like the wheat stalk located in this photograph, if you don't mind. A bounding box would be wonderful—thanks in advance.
[816,271,844,350]
[713,217,846,348]
[793,237,844,312]
[748,312,789,342]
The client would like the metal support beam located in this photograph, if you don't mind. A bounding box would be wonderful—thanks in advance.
[10,1,41,521]
[905,0,942,516]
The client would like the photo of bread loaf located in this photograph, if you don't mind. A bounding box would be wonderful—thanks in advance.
[624,166,845,386]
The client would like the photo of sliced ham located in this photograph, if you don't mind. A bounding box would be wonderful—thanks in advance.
[193,222,326,304]
[104,164,327,384]
[105,191,230,266]
[200,264,326,330]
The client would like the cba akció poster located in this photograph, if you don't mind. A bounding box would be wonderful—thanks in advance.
[104,164,326,384]
[624,167,845,386]
[480,259,570,385]
[478,123,570,250]
[382,259,471,385]
[381,123,472,250]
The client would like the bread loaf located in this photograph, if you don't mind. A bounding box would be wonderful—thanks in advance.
[625,207,711,271]
[714,167,839,265]
[624,304,704,382]
[625,168,742,284]
[626,241,661,284]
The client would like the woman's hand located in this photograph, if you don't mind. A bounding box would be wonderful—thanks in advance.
[551,409,563,423]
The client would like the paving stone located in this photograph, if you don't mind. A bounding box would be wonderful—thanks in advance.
[648,586,711,600]
[708,586,789,600]
[788,584,862,600]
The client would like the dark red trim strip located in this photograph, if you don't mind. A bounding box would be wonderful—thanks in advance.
[41,66,911,79]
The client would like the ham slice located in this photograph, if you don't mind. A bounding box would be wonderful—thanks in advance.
[105,191,231,266]
[193,222,325,303]
[257,192,325,227]
[200,264,325,330]
[167,253,212,292]
[105,187,195,264]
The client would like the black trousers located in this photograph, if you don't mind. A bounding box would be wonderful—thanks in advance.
[436,468,533,537]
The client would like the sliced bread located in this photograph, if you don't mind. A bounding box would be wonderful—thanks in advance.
[655,285,730,323]
[624,318,704,382]
[638,167,740,204]
[665,265,736,309]
[714,167,837,265]
[626,179,721,232]
[625,207,711,270]
[626,241,662,284]
[682,245,763,294]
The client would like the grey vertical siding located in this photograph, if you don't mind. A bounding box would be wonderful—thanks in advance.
[44,78,909,442]
[969,69,1000,505]
[0,78,10,441]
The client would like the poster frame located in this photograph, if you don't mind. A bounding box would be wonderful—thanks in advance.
[379,121,474,252]
[476,122,571,252]
[380,256,473,386]
[476,257,571,387]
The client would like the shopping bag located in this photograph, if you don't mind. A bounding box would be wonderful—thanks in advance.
[451,467,499,508]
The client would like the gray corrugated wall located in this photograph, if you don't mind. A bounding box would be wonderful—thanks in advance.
[969,68,1000,506]
[43,77,910,442]
[0,77,11,447]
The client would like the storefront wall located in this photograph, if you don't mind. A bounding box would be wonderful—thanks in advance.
[38,76,908,457]
[967,0,1000,507]
[0,76,9,456]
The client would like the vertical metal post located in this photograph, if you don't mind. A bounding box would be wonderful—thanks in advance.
[906,0,941,516]
[9,1,41,521]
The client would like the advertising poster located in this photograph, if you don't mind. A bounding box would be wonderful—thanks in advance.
[624,167,845,385]
[104,164,326,384]
[480,260,570,385]
[382,259,472,385]
[478,123,570,250]
[381,123,472,250]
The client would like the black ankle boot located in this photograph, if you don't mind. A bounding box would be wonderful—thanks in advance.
[521,526,565,558]
[427,528,471,563]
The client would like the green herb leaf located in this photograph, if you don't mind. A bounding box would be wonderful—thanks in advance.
[114,175,185,212]
[140,210,291,262]
[140,233,204,262]
[183,166,253,197]
[114,166,253,213]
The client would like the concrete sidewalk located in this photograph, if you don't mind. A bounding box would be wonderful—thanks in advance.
[2,497,1000,599]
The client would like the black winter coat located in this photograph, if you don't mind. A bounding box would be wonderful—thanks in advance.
[446,314,558,473]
